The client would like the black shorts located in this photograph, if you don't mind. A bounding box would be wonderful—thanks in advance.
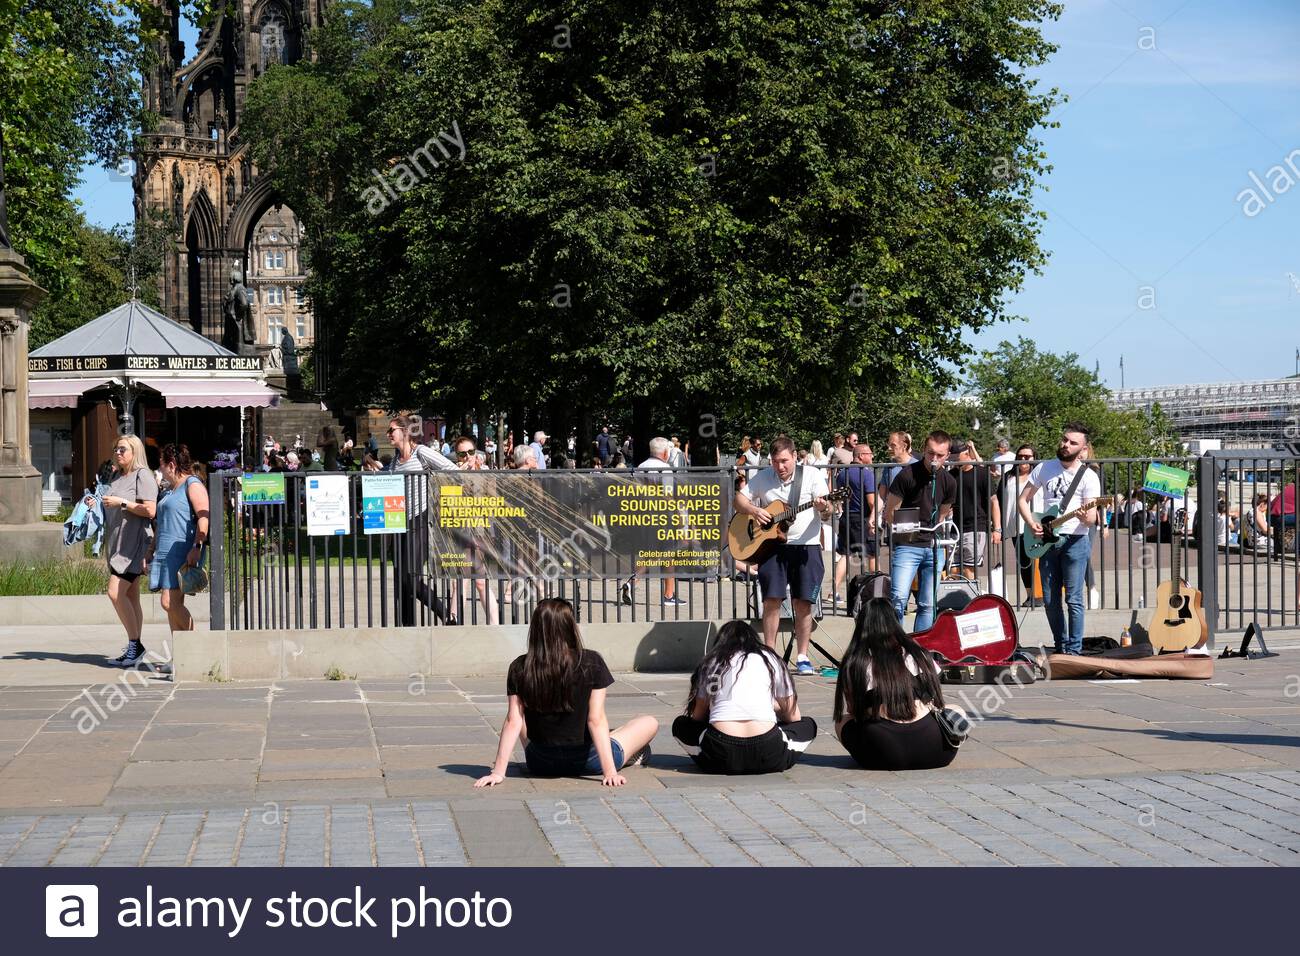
[672,715,817,775]
[836,513,877,557]
[757,544,823,603]
[839,712,956,771]
[110,569,141,583]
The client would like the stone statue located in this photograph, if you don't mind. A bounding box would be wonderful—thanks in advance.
[281,326,298,375]
[222,268,257,356]
[171,163,185,222]
[0,126,9,250]
[226,169,236,204]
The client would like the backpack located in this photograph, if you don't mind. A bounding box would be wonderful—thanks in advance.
[846,571,892,618]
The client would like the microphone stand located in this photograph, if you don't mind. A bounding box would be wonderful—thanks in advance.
[930,464,940,624]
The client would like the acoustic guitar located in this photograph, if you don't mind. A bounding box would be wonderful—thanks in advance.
[727,486,850,563]
[1147,524,1207,652]
[1022,495,1115,559]
[913,593,1020,665]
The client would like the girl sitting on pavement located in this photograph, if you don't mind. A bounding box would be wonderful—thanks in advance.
[834,597,966,770]
[476,598,658,788]
[672,621,817,774]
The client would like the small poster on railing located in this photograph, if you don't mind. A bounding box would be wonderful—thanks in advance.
[361,474,407,534]
[305,474,351,536]
[241,472,285,505]
[1143,463,1191,500]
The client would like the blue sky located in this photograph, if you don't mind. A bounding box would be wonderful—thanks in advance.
[74,1,1300,389]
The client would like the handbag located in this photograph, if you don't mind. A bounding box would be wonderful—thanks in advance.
[179,550,209,595]
[933,706,971,749]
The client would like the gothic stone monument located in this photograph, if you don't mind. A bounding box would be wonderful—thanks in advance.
[0,131,63,560]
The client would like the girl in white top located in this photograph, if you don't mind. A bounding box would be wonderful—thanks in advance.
[672,621,817,774]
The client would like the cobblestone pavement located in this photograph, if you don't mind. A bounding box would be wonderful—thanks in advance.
[2,771,1299,866]
[2,652,1299,866]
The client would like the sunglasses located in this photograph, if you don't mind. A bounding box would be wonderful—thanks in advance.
[387,427,402,435]
[113,446,130,454]
[455,449,474,458]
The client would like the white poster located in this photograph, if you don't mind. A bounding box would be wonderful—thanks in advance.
[305,474,351,536]
[956,606,1008,650]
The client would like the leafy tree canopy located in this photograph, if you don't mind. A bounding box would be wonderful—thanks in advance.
[243,0,1063,442]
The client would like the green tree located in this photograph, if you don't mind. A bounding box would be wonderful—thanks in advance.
[27,209,170,348]
[965,337,1180,458]
[0,0,153,307]
[242,0,1062,456]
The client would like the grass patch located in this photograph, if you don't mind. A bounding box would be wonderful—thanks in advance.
[205,662,230,683]
[43,504,73,524]
[0,558,109,596]
[323,664,355,681]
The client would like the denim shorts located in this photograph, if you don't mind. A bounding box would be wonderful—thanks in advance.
[525,739,625,777]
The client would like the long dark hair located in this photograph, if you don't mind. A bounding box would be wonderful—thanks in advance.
[685,621,790,712]
[834,598,943,722]
[513,598,584,713]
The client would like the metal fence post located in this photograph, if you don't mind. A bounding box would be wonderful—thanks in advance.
[209,470,226,631]
[1196,452,1218,648]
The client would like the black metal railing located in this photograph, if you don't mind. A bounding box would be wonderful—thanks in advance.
[208,454,1300,634]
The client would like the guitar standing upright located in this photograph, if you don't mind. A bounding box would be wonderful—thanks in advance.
[1147,522,1207,652]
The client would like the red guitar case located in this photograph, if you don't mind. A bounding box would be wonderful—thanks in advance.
[912,594,1038,685]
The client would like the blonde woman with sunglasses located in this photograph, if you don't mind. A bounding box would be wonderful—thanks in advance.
[100,434,159,667]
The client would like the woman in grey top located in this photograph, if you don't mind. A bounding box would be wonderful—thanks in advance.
[100,434,159,667]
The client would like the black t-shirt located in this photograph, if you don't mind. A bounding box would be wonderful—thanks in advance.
[506,649,614,748]
[888,458,957,546]
[953,467,993,533]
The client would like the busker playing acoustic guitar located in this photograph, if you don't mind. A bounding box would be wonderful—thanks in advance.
[1017,423,1101,655]
[733,435,835,675]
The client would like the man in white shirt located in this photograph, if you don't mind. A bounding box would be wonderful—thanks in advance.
[529,430,549,470]
[1018,423,1101,654]
[734,435,834,673]
[638,437,682,606]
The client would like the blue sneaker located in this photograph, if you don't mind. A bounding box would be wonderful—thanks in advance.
[795,659,816,676]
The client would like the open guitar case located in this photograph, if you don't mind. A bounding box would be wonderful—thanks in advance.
[912,592,1042,685]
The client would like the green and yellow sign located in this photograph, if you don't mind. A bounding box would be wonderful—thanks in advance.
[1143,463,1190,500]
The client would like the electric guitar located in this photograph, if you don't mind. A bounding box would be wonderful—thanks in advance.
[727,486,850,563]
[1022,496,1115,559]
[1147,525,1208,652]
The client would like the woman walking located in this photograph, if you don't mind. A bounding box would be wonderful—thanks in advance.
[100,434,158,667]
[476,599,658,786]
[150,444,210,640]
[383,414,456,625]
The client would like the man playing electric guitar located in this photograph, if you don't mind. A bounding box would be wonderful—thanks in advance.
[1017,422,1101,654]
[733,435,835,674]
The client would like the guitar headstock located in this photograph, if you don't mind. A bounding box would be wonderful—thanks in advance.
[826,487,852,503]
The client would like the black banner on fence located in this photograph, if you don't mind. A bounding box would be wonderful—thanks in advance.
[428,470,727,579]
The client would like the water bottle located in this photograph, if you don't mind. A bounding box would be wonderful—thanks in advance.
[1120,626,1132,648]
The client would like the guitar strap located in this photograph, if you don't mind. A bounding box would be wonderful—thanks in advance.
[789,464,805,522]
[1056,461,1089,515]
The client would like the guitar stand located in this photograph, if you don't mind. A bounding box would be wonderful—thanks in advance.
[1220,620,1278,661]
[778,617,841,670]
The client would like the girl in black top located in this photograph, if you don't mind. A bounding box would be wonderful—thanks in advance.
[476,599,659,787]
[834,598,963,770]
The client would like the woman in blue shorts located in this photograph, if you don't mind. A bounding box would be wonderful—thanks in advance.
[476,599,658,787]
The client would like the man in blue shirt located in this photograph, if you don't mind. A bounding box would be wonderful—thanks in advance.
[832,442,877,603]
[529,430,549,470]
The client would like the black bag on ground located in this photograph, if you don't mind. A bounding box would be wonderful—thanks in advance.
[1080,636,1119,656]
[847,571,892,617]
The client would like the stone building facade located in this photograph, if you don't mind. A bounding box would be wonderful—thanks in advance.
[134,0,321,351]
